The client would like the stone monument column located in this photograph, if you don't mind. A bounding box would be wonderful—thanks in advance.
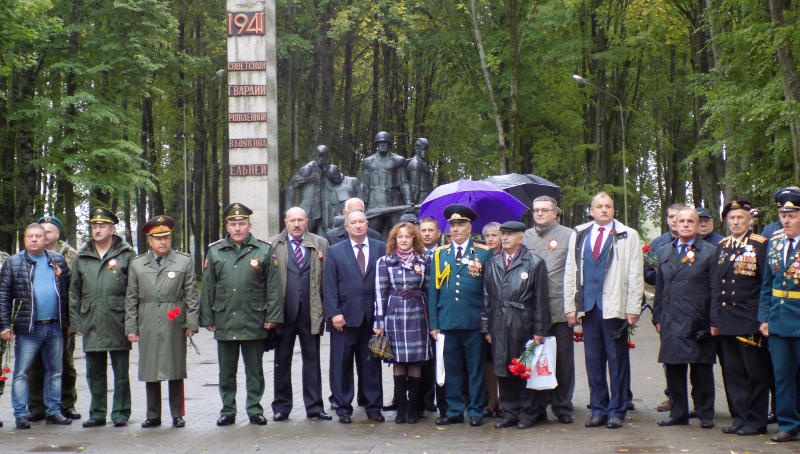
[227,0,279,236]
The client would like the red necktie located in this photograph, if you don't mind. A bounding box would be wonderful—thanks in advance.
[356,244,366,276]
[593,226,605,260]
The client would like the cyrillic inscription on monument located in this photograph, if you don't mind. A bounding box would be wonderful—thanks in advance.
[228,61,267,71]
[227,12,265,36]
[229,113,267,122]
[228,85,267,96]
[229,164,268,176]
[229,138,268,148]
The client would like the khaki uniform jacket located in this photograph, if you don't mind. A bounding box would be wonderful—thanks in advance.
[57,240,78,270]
[199,234,282,340]
[125,248,199,381]
[70,235,135,352]
[267,230,328,335]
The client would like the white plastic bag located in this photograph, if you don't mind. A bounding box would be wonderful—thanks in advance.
[526,336,558,390]
[436,333,446,386]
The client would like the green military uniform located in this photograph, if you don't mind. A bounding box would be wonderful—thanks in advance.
[28,217,79,419]
[125,215,199,424]
[428,204,492,423]
[70,207,136,425]
[200,203,282,423]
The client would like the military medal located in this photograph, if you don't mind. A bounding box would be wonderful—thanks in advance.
[681,246,696,263]
[109,259,117,267]
[251,258,260,270]
[547,239,558,250]
[468,255,482,277]
[520,272,528,280]
[167,271,176,279]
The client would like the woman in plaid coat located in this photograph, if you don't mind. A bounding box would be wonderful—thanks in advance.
[374,221,432,424]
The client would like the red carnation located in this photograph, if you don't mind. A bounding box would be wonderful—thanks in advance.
[642,245,652,253]
[2,367,9,374]
[167,308,181,321]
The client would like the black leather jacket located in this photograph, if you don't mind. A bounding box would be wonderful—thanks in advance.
[0,250,70,333]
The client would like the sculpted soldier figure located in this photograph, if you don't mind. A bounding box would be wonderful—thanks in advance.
[286,145,330,235]
[324,165,359,231]
[359,132,412,237]
[407,138,433,205]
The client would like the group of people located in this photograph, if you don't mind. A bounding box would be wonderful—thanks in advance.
[4,186,800,443]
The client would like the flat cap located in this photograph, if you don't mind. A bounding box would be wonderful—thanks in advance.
[399,213,418,224]
[721,200,752,219]
[224,203,253,221]
[38,215,62,230]
[443,204,477,223]
[499,221,526,232]
[142,215,175,237]
[89,207,119,224]
[696,207,712,218]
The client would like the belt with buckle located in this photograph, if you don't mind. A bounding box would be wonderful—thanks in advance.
[37,319,57,324]
[772,289,800,299]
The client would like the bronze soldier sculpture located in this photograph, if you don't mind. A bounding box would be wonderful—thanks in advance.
[359,132,412,238]
[285,145,330,235]
[407,138,433,205]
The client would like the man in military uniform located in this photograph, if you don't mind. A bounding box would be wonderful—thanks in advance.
[428,204,492,427]
[70,207,135,428]
[125,215,199,428]
[359,132,412,237]
[407,138,433,205]
[711,200,771,436]
[286,145,330,235]
[759,188,800,442]
[524,196,578,424]
[200,203,282,426]
[27,215,80,422]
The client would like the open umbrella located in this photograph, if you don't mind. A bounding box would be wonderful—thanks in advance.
[419,179,528,232]
[483,173,561,208]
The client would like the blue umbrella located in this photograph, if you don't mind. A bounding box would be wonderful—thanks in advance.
[419,179,528,232]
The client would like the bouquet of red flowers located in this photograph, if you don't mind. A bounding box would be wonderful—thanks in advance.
[642,244,658,267]
[0,301,24,383]
[573,324,584,343]
[507,341,537,379]
[166,308,199,355]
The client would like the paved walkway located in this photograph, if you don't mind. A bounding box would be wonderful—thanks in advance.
[0,315,793,453]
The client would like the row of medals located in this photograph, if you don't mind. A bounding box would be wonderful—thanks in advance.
[728,244,757,276]
[458,255,482,277]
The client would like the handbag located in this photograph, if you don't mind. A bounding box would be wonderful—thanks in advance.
[368,335,394,361]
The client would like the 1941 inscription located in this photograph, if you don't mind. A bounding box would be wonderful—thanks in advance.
[228,85,266,96]
[227,12,265,36]
[229,164,268,177]
[229,138,268,148]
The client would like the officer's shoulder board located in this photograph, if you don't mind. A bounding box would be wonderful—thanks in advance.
[207,239,223,248]
[133,252,148,260]
[436,245,448,250]
[257,237,272,245]
[749,233,768,244]
[174,250,191,257]
[770,230,786,241]
[474,243,491,250]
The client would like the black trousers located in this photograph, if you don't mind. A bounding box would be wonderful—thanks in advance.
[665,363,714,421]
[720,335,772,428]
[272,321,323,415]
[498,375,548,421]
[330,323,383,416]
[145,380,183,419]
[543,322,575,417]
[419,357,436,409]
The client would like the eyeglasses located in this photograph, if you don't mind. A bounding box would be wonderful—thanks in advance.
[532,208,554,214]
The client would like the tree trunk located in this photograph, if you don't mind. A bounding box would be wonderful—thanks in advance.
[768,0,800,181]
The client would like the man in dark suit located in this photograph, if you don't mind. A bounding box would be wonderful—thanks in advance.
[269,207,331,422]
[654,207,716,429]
[323,210,386,424]
[325,198,381,246]
[711,200,771,436]
[760,188,800,442]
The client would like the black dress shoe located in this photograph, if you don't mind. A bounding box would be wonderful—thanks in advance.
[772,431,800,442]
[141,418,161,428]
[273,412,289,421]
[768,412,778,424]
[688,410,698,419]
[722,423,744,434]
[469,416,483,427]
[495,409,506,418]
[172,417,185,427]
[16,417,31,429]
[366,411,385,422]
[737,426,767,436]
[27,410,45,422]
[494,417,518,428]
[700,420,714,429]
[585,415,608,427]
[483,408,496,418]
[607,417,623,429]
[306,411,332,421]
[82,418,106,428]
[46,414,72,425]
[112,418,127,427]
[338,414,352,424]
[249,414,267,425]
[657,417,689,427]
[558,414,574,424]
[216,415,235,426]
[627,402,635,411]
[62,409,82,420]
[517,419,535,429]
[382,401,398,411]
[436,415,464,425]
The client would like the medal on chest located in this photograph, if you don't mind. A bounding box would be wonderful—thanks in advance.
[250,257,260,270]
[547,239,558,251]
[167,271,176,279]
[733,245,758,276]
[414,264,422,275]
[468,253,482,277]
[681,246,695,264]
[108,258,118,270]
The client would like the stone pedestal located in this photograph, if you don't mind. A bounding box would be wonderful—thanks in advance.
[227,0,279,236]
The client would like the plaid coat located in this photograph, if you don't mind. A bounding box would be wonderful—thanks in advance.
[374,253,432,363]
